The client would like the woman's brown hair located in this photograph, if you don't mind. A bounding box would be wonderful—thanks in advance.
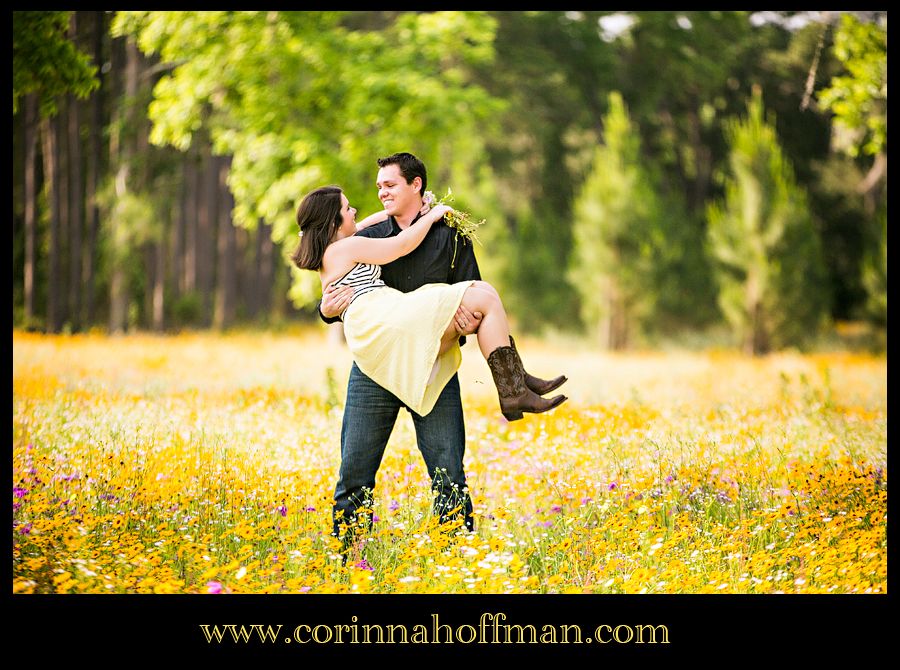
[291,186,343,271]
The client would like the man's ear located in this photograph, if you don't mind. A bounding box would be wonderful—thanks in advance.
[412,176,422,194]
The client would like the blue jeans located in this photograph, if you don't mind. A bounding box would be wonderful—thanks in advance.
[332,362,474,544]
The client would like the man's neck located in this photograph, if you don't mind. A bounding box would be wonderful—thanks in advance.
[393,199,424,230]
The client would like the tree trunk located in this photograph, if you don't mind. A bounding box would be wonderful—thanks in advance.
[64,12,84,331]
[23,94,38,326]
[858,152,887,213]
[214,156,236,330]
[256,218,274,319]
[84,11,105,327]
[234,226,249,321]
[41,115,60,333]
[243,222,257,320]
[184,146,199,295]
[56,104,70,330]
[152,230,166,331]
[68,92,84,332]
[744,271,770,356]
[602,258,628,350]
[687,104,712,214]
[244,222,260,320]
[109,37,139,334]
[137,87,152,331]
[172,152,189,300]
[607,280,628,351]
[747,301,770,356]
[198,149,219,325]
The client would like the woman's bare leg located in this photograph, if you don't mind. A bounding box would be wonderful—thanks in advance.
[462,282,509,359]
[438,281,507,358]
[433,281,566,419]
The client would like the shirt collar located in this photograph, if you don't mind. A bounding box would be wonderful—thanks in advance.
[391,211,425,231]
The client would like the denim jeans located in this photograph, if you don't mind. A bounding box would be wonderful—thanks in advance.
[332,362,474,544]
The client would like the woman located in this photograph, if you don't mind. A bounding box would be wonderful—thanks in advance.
[292,185,567,421]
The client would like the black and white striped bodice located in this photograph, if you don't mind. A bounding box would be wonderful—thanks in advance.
[331,263,386,318]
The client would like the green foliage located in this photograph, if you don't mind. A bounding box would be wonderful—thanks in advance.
[12,11,99,115]
[113,10,502,308]
[95,173,168,257]
[816,13,887,333]
[287,264,324,313]
[706,90,828,354]
[860,199,886,327]
[568,92,660,348]
[648,193,720,335]
[472,12,617,331]
[171,292,204,328]
[619,12,762,210]
[12,11,885,339]
[817,13,887,158]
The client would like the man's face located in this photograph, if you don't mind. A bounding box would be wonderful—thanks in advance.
[376,163,421,217]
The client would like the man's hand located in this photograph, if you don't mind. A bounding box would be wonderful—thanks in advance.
[454,305,482,336]
[321,283,355,320]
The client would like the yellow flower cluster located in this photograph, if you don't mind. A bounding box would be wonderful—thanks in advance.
[12,330,886,594]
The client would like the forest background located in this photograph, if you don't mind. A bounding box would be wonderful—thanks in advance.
[12,10,887,355]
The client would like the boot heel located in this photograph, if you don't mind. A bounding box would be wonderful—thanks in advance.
[502,410,524,421]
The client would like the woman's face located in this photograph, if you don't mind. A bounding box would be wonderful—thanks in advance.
[336,193,357,238]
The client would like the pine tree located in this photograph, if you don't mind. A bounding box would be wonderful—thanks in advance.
[568,92,659,349]
[706,88,827,355]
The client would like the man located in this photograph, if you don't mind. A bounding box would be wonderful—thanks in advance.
[318,152,483,549]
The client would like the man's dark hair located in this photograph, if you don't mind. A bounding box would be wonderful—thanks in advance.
[377,152,427,195]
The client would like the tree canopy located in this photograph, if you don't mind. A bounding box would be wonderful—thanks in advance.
[13,11,99,115]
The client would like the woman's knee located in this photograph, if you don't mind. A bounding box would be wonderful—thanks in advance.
[464,285,501,313]
[473,280,500,298]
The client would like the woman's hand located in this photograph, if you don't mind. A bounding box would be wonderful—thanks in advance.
[429,204,453,220]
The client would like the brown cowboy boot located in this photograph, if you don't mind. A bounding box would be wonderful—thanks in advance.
[487,344,567,421]
[509,336,567,395]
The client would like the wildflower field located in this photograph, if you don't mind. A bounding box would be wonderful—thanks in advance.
[12,328,886,596]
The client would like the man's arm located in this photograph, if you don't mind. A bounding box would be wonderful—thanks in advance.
[318,285,353,323]
[318,302,342,324]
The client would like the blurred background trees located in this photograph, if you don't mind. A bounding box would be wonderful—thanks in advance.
[706,89,828,354]
[12,10,887,353]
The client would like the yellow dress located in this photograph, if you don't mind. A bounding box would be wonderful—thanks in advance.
[335,262,474,416]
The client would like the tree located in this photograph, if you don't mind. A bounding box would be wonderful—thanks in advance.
[11,11,880,336]
[859,201,886,328]
[13,11,98,331]
[470,11,618,330]
[817,12,886,329]
[568,92,660,349]
[706,89,828,354]
[13,11,98,116]
[112,11,501,311]
[619,11,763,216]
[817,13,887,164]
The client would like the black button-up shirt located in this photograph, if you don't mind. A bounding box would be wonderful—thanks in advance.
[318,213,482,344]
